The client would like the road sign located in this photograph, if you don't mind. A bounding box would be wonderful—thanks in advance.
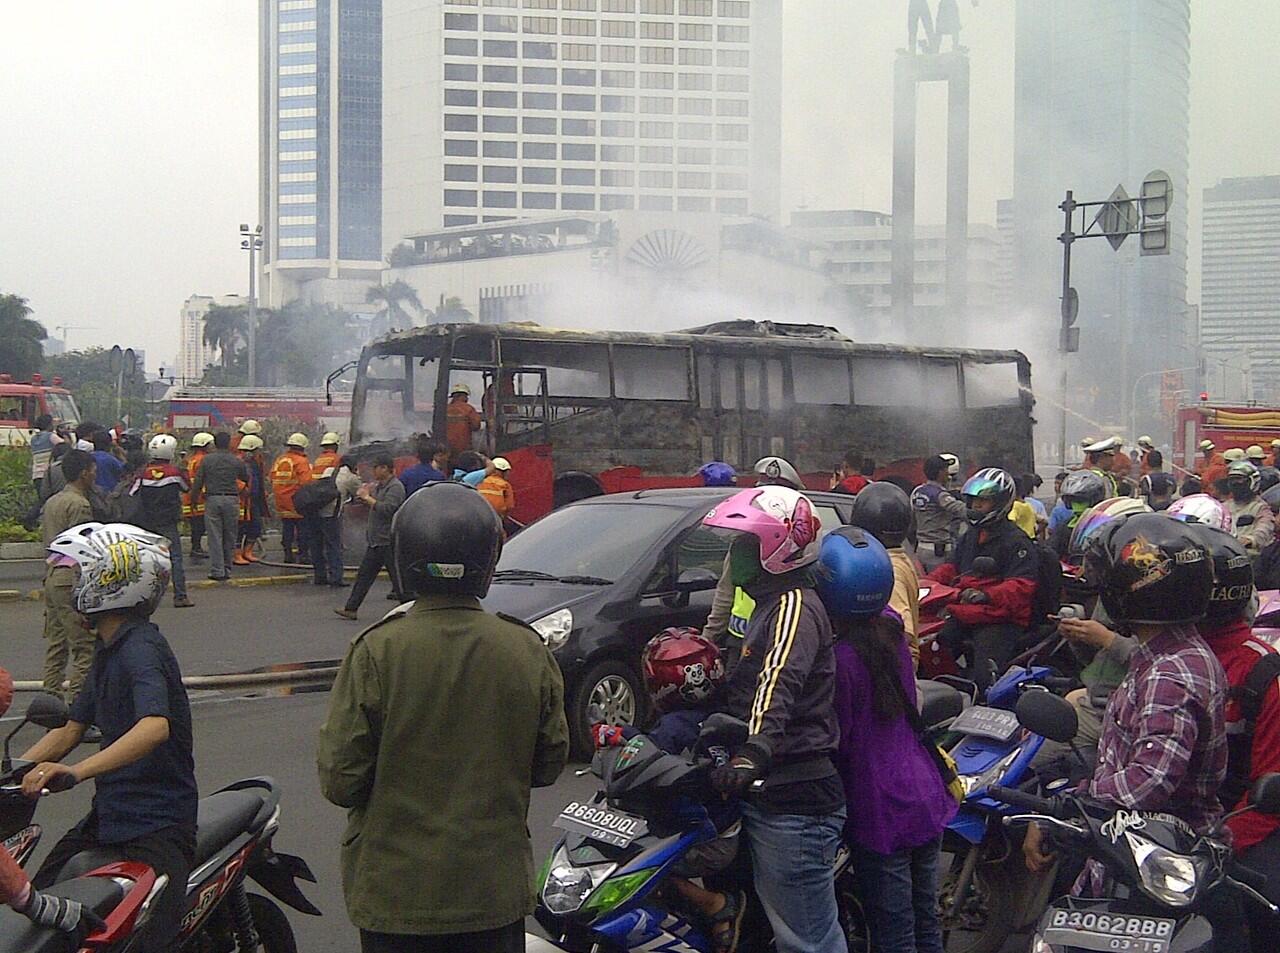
[1061,287,1079,326]
[1140,169,1172,256]
[1092,184,1139,251]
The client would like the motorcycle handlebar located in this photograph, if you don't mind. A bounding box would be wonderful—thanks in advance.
[987,785,1061,816]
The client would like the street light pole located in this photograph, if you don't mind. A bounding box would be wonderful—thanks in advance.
[240,224,264,388]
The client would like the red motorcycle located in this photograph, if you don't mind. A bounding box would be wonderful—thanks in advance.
[917,580,963,678]
[0,696,319,952]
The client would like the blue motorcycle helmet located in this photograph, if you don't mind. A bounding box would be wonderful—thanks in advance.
[815,526,895,620]
[698,460,737,487]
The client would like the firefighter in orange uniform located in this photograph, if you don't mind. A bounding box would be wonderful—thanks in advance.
[1137,435,1158,477]
[312,432,342,479]
[185,432,214,559]
[445,383,482,454]
[236,435,270,564]
[1268,439,1280,469]
[271,433,314,564]
[477,456,516,523]
[1198,440,1229,497]
[232,419,262,453]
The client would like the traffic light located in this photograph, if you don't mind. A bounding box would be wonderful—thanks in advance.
[1140,170,1172,257]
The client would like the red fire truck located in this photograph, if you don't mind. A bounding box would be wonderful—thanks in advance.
[0,374,82,446]
[165,387,351,436]
[1173,402,1280,474]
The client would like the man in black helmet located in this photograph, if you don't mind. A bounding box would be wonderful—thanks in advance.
[317,482,570,953]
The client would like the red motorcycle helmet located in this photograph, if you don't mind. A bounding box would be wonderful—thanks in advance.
[642,628,725,713]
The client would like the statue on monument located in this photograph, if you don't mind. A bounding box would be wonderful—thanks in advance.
[908,0,968,55]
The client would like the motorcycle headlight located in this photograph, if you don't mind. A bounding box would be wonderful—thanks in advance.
[1028,935,1053,953]
[532,609,573,650]
[1132,836,1205,907]
[959,749,1019,798]
[541,846,615,916]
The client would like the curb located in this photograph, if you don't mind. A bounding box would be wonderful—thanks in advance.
[0,590,24,602]
[191,574,312,590]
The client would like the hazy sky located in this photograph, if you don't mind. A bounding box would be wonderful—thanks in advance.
[2,1,1278,371]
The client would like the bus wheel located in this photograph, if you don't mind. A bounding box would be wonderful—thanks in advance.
[571,659,644,759]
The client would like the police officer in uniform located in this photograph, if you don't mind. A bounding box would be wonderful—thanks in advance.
[317,482,570,953]
[911,453,967,572]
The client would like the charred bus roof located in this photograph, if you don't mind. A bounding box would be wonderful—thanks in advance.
[361,320,1031,370]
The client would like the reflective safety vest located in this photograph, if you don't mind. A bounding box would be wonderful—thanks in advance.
[183,451,207,518]
[728,587,756,638]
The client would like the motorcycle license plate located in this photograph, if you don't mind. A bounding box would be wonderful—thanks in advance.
[950,705,1020,742]
[554,802,648,848]
[1042,909,1175,953]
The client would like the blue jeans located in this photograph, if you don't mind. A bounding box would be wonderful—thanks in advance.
[311,515,344,584]
[851,838,944,953]
[158,523,187,601]
[741,804,848,953]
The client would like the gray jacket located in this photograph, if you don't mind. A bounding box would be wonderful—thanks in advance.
[911,480,967,549]
[192,450,250,498]
[365,477,406,547]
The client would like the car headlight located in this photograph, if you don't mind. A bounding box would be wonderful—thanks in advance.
[541,846,615,915]
[532,609,573,650]
[1132,836,1204,907]
[959,749,1019,798]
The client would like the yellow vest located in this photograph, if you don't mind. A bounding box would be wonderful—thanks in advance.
[729,587,756,638]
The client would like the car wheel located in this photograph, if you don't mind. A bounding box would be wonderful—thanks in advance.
[570,659,645,760]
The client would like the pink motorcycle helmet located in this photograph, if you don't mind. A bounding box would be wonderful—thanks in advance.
[1167,493,1233,534]
[703,486,821,575]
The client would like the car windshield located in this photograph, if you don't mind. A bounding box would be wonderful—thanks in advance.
[44,392,80,425]
[496,502,686,583]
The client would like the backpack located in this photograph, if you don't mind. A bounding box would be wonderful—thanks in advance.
[1256,539,1280,590]
[1223,651,1280,808]
[1029,539,1063,629]
[293,477,339,517]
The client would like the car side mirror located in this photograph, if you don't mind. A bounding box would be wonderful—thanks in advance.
[698,713,749,752]
[1015,690,1079,744]
[26,693,69,731]
[1251,773,1280,815]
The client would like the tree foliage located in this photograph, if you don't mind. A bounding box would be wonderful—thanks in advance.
[197,301,365,388]
[0,294,48,380]
[44,347,149,426]
[366,280,424,332]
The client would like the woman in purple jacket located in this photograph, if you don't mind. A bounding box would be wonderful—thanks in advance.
[817,527,958,953]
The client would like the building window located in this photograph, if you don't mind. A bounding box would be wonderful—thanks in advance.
[445,113,479,131]
[483,114,518,132]
[563,142,597,159]
[484,165,518,182]
[444,12,478,29]
[523,192,557,209]
[444,215,478,227]
[717,23,749,42]
[522,14,556,31]
[562,67,597,85]
[523,90,557,108]
[717,196,748,214]
[562,118,596,135]
[716,171,748,190]
[601,0,635,10]
[484,39,518,55]
[521,0,557,8]
[601,143,636,161]
[524,141,557,158]
[718,0,749,16]
[563,168,596,185]
[640,194,673,211]
[640,96,673,114]
[641,71,674,88]
[562,42,597,60]
[601,168,634,186]
[523,65,557,82]
[680,0,712,13]
[679,22,711,40]
[562,0,596,8]
[716,98,748,116]
[445,139,479,155]
[717,48,748,67]
[445,189,478,206]
[679,47,711,65]
[639,170,673,188]
[523,41,557,57]
[561,17,596,34]
[717,73,748,92]
[484,89,518,106]
[483,64,518,81]
[601,19,634,37]
[602,194,635,210]
[640,0,674,11]
[445,63,478,80]
[523,116,557,133]
[640,46,674,64]
[484,190,518,207]
[562,92,597,110]
[679,97,712,115]
[562,193,597,210]
[523,166,557,183]
[601,119,635,136]
[677,121,712,139]
[445,37,479,54]
[484,13,519,30]
[678,146,712,164]
[640,145,673,162]
[445,164,479,181]
[601,44,635,62]
[679,72,712,90]
[716,122,748,141]
[678,171,712,189]
[483,140,518,157]
[640,21,674,39]
[717,147,748,165]
[601,69,635,86]
[678,195,712,212]
[639,121,674,138]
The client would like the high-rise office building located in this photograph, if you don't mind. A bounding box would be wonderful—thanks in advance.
[177,294,246,384]
[382,0,782,253]
[1202,176,1280,402]
[1012,0,1190,440]
[259,0,384,308]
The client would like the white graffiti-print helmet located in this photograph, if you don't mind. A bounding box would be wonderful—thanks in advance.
[47,522,172,617]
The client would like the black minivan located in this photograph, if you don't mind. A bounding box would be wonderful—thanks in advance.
[482,488,853,756]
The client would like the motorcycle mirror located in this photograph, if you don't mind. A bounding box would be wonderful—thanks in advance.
[1251,774,1280,815]
[971,556,998,577]
[25,693,70,731]
[1015,690,1079,744]
[697,713,748,751]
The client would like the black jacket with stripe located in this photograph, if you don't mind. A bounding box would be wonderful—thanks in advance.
[723,574,840,781]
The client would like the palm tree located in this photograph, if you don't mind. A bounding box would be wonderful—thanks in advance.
[365,280,424,332]
[201,304,248,370]
[0,294,48,379]
[424,294,475,325]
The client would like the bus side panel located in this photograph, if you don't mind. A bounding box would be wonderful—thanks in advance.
[506,445,555,525]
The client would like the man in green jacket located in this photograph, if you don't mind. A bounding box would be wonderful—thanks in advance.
[317,481,569,953]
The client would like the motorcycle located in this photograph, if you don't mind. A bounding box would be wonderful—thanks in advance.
[990,691,1280,953]
[0,694,320,952]
[533,714,866,953]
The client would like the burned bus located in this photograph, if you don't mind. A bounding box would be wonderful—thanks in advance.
[346,320,1035,523]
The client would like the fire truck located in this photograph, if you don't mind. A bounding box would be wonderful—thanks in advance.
[0,374,82,446]
[1173,402,1280,474]
[165,387,351,436]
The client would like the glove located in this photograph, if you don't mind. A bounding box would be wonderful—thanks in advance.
[711,754,765,798]
[16,886,105,937]
[591,723,626,748]
[959,588,991,605]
